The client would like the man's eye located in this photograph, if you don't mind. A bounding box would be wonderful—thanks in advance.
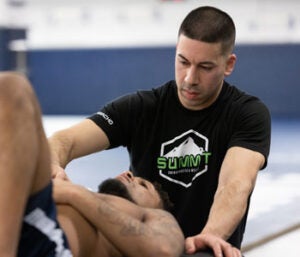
[202,66,213,71]
[180,60,188,66]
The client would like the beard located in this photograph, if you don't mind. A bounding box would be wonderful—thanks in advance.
[98,178,135,203]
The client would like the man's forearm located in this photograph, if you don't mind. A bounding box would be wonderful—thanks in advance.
[48,132,73,169]
[202,147,263,241]
[202,180,252,240]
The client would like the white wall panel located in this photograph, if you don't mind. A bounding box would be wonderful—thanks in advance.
[0,0,299,48]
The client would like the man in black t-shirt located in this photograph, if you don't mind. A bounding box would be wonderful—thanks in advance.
[49,6,271,257]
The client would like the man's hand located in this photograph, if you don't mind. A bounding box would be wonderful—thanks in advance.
[52,176,75,204]
[185,233,241,257]
[51,164,69,180]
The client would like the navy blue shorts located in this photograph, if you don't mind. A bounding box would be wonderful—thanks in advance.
[18,182,72,257]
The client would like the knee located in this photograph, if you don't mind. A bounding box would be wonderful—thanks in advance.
[0,72,36,113]
[0,72,33,96]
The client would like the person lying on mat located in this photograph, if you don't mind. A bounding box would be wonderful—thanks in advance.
[55,171,242,257]
[0,72,183,257]
[54,171,185,257]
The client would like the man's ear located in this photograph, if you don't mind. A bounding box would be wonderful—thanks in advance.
[224,53,237,76]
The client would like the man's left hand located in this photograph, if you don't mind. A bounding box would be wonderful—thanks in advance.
[185,233,242,257]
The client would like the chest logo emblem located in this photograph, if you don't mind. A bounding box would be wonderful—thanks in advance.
[157,129,211,188]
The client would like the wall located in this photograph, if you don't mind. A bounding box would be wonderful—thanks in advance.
[0,0,300,117]
[28,44,300,118]
[28,46,175,114]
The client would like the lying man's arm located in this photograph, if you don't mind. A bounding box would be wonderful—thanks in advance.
[54,179,184,257]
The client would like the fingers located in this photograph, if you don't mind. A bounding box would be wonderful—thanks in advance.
[212,241,242,257]
[185,237,197,254]
[52,177,72,204]
[51,164,69,181]
[56,170,69,181]
[233,247,242,257]
[184,234,242,257]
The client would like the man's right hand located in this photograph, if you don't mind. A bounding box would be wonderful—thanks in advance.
[51,164,69,181]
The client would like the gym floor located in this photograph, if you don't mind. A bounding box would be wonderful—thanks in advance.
[43,116,300,257]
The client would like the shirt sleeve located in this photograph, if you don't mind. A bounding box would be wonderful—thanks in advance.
[228,98,271,169]
[87,93,141,148]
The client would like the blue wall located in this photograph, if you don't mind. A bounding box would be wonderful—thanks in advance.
[0,27,26,70]
[231,44,300,118]
[28,47,175,115]
[28,44,300,118]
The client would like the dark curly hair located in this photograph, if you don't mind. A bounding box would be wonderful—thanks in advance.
[153,181,174,212]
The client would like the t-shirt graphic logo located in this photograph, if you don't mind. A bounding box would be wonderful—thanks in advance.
[157,129,211,188]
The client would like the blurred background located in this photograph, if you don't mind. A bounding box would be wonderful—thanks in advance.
[1,0,300,117]
[1,0,299,256]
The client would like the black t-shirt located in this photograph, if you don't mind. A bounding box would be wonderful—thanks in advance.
[89,80,271,248]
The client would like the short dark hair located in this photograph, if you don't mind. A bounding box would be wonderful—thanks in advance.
[178,6,236,55]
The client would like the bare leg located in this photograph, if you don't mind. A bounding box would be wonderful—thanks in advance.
[0,72,51,256]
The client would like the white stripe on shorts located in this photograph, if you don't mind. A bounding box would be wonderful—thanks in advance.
[24,208,73,257]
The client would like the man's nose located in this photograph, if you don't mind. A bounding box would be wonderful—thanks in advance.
[185,66,199,85]
[123,171,134,181]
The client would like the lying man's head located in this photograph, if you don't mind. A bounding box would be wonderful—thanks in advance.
[98,171,173,211]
